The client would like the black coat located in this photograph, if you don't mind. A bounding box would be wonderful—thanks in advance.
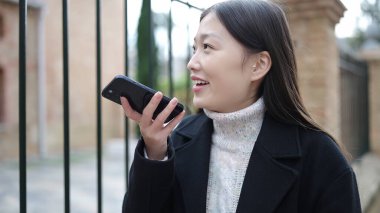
[122,112,361,213]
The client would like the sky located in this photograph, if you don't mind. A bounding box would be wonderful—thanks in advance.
[150,0,368,38]
[336,0,368,38]
[127,0,369,58]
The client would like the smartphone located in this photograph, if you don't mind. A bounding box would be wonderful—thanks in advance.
[102,75,184,123]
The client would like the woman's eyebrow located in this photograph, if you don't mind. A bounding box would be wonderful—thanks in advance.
[194,32,223,42]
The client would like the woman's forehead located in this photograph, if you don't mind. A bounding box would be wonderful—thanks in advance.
[195,13,227,41]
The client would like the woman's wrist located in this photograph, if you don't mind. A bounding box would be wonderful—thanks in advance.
[145,142,168,160]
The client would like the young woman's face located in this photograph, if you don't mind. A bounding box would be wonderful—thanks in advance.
[187,12,259,113]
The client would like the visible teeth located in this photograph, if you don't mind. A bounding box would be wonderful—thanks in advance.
[193,80,209,85]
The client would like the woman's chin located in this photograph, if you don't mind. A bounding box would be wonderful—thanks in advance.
[192,98,206,110]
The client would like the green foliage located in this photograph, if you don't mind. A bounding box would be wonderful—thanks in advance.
[348,28,366,50]
[135,0,160,136]
[157,71,195,114]
[137,0,159,88]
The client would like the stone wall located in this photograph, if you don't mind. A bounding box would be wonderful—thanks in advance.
[0,0,127,160]
[368,60,380,154]
[0,1,40,159]
[42,0,126,154]
[2,0,377,160]
[283,0,345,143]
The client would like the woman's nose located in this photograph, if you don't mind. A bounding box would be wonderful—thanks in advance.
[187,54,200,72]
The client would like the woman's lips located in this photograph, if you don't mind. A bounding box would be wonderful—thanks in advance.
[192,80,209,93]
[191,76,210,93]
[191,76,209,93]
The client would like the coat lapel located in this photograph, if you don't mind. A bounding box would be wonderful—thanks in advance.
[173,113,302,213]
[173,114,213,213]
[236,114,302,212]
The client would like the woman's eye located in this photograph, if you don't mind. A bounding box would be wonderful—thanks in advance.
[192,43,211,54]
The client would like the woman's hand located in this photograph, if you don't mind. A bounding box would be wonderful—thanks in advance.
[120,92,185,160]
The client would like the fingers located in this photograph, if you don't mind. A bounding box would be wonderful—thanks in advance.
[121,91,185,133]
[140,92,163,127]
[162,110,186,135]
[153,97,180,125]
[150,96,185,135]
[120,97,141,121]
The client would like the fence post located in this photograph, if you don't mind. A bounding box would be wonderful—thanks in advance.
[168,1,173,97]
[124,0,130,188]
[283,0,346,142]
[96,0,103,212]
[62,0,70,212]
[19,0,27,212]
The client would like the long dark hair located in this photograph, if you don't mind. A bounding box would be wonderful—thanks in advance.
[200,0,349,157]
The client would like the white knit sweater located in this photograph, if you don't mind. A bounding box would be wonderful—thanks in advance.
[203,97,265,213]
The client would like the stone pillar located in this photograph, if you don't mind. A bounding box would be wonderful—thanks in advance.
[359,47,380,155]
[282,0,346,142]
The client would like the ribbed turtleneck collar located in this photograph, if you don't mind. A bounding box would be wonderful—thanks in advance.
[203,97,266,153]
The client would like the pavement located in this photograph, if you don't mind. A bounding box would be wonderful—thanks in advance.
[352,153,380,212]
[1,139,380,213]
[0,139,137,213]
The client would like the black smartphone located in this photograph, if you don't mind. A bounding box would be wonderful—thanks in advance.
[102,75,184,123]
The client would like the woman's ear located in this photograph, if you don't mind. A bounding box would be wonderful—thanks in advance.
[250,51,272,81]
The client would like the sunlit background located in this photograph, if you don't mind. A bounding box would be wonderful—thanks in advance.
[1,0,379,212]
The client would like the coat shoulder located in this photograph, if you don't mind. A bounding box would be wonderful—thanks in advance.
[295,128,361,212]
[298,127,349,167]
[296,126,353,184]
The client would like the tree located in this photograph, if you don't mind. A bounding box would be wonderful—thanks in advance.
[347,0,380,50]
[137,0,159,88]
[361,0,380,24]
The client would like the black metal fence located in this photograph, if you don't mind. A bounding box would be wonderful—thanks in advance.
[16,1,370,212]
[17,0,202,212]
[339,49,369,159]
[19,1,27,212]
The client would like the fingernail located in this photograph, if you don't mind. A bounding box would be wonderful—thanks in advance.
[156,91,163,98]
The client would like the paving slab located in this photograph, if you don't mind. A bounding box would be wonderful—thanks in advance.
[0,139,136,213]
[1,140,380,213]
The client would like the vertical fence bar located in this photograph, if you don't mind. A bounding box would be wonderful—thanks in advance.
[168,0,173,97]
[185,6,191,106]
[96,0,103,212]
[62,0,70,212]
[148,0,153,88]
[124,0,129,187]
[19,0,27,212]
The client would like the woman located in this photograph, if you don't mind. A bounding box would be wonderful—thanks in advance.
[121,0,361,212]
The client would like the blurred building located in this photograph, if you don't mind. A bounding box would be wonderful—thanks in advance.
[0,0,127,159]
[1,0,380,211]
[285,1,380,211]
[0,0,379,162]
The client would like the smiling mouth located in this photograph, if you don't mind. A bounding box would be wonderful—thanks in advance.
[193,80,210,86]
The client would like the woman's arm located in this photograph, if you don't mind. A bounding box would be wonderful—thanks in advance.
[120,92,185,212]
[315,167,361,213]
[122,139,175,213]
[120,92,185,160]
